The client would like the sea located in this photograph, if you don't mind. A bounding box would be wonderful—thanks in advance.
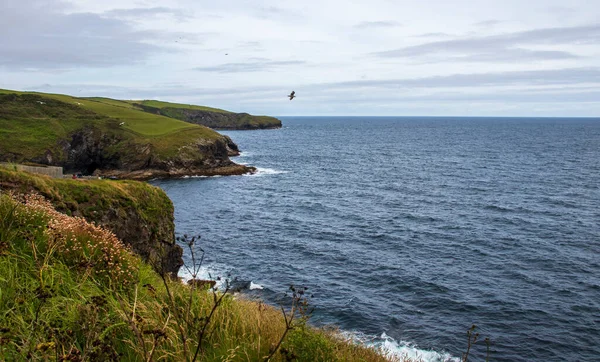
[151,117,600,362]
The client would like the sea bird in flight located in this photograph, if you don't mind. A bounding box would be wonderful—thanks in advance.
[288,91,295,100]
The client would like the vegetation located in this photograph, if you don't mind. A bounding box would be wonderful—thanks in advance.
[0,168,179,275]
[0,191,395,361]
[0,167,171,227]
[0,90,223,165]
[130,100,231,114]
[127,99,282,130]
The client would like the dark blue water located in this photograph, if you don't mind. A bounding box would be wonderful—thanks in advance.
[152,117,600,361]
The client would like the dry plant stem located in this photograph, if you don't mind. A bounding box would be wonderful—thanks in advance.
[264,304,296,362]
[184,240,204,331]
[158,270,189,359]
[130,285,149,359]
[462,325,480,362]
[147,313,170,362]
[191,281,230,362]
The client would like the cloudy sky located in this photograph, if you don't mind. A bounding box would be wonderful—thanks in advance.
[1,0,599,116]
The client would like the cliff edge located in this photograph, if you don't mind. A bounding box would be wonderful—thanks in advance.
[131,100,282,130]
[0,167,183,275]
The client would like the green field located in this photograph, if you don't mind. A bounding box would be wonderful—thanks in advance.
[0,89,223,163]
[130,99,231,114]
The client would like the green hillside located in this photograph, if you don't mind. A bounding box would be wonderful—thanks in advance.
[0,89,248,179]
[130,99,231,114]
[127,99,282,130]
[0,90,211,137]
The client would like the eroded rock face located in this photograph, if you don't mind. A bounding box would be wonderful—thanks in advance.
[85,199,182,276]
[50,127,252,180]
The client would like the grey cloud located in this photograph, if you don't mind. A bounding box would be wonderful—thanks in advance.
[374,24,600,62]
[453,48,579,62]
[322,68,600,89]
[193,60,305,73]
[413,32,453,38]
[104,7,191,20]
[354,21,402,29]
[474,20,502,27]
[0,0,178,70]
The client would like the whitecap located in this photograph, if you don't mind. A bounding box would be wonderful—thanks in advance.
[178,263,230,290]
[249,282,264,290]
[341,331,458,362]
[244,167,289,177]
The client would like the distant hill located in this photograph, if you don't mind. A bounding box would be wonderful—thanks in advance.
[0,89,254,179]
[125,99,282,130]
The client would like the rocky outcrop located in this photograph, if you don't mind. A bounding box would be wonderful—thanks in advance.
[42,126,252,180]
[135,104,282,130]
[0,167,183,275]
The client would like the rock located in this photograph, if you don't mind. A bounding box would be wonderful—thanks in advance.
[187,279,217,290]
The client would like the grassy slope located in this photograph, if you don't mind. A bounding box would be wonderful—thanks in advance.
[0,167,171,226]
[0,186,394,362]
[130,99,231,114]
[0,89,222,162]
[127,99,282,129]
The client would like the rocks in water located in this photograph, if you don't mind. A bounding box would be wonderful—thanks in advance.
[228,280,252,293]
[187,279,217,290]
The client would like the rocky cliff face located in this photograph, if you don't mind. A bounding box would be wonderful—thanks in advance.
[0,168,183,275]
[40,126,251,180]
[136,104,282,130]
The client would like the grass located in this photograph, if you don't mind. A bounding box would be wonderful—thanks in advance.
[0,168,178,274]
[130,100,231,114]
[0,89,224,163]
[0,191,398,361]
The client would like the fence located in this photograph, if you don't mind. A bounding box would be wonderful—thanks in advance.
[0,163,64,179]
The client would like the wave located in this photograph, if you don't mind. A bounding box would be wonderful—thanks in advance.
[178,264,264,292]
[179,264,456,361]
[343,331,458,362]
[180,175,223,179]
[244,167,289,177]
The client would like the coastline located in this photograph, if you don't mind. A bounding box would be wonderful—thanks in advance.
[96,164,256,181]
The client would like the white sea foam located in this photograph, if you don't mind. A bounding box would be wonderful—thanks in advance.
[179,264,265,292]
[178,263,229,289]
[342,331,458,362]
[244,167,289,177]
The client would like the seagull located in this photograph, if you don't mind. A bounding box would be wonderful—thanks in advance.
[288,91,295,100]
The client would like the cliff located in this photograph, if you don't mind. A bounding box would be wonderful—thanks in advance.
[0,167,183,275]
[131,100,282,130]
[0,91,252,180]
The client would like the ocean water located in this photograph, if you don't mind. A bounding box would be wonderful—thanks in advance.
[151,117,600,361]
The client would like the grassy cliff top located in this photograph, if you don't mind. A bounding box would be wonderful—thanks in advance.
[0,167,172,226]
[128,99,231,114]
[0,89,224,162]
[0,89,212,137]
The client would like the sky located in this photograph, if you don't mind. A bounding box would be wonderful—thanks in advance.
[1,0,599,116]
